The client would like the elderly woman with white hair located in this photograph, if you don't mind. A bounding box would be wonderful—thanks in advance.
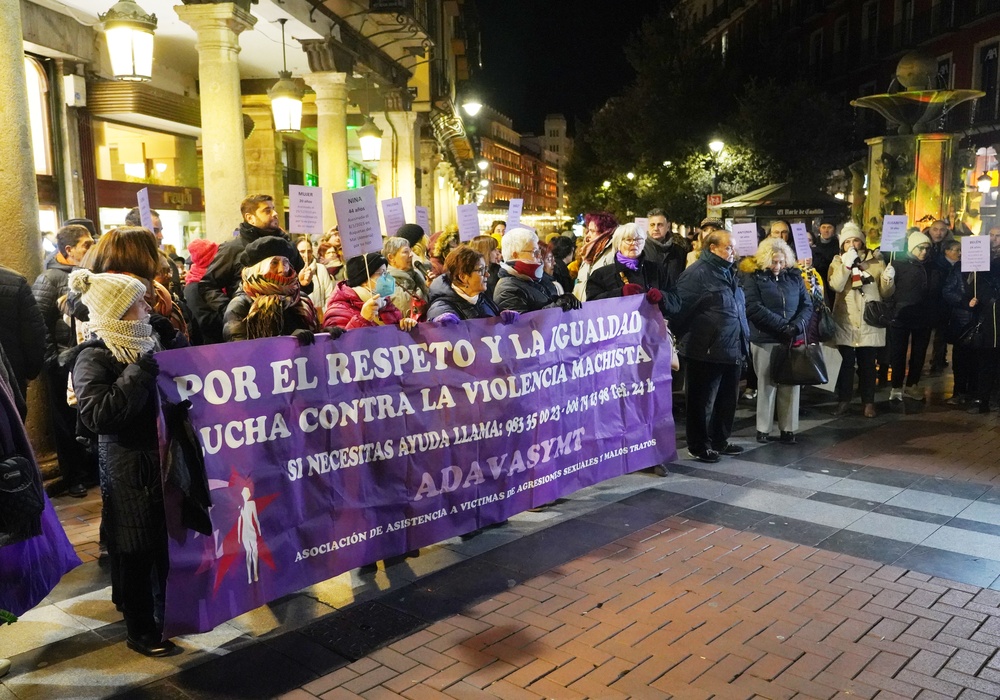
[586,223,670,306]
[383,236,428,318]
[742,238,812,444]
[493,227,581,314]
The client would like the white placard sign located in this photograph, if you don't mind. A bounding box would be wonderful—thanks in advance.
[507,199,524,230]
[731,222,759,257]
[414,207,430,239]
[456,204,480,242]
[381,197,406,237]
[881,215,909,254]
[332,185,382,260]
[136,188,154,231]
[288,185,324,235]
[634,218,649,235]
[962,236,991,272]
[790,223,811,262]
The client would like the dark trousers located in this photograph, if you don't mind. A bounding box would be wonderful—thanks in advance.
[930,324,948,369]
[112,543,169,639]
[44,364,95,487]
[888,326,931,388]
[836,346,878,404]
[952,344,977,396]
[976,347,1000,406]
[684,358,741,454]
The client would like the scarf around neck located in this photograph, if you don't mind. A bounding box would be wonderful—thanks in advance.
[241,257,317,339]
[89,318,157,365]
[616,252,640,270]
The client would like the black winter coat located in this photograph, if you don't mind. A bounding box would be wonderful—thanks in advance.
[642,236,688,289]
[942,256,1000,348]
[72,340,163,554]
[494,267,560,313]
[811,236,840,307]
[586,255,667,300]
[667,251,750,364]
[742,268,812,344]
[426,279,500,320]
[889,257,943,328]
[0,266,45,397]
[32,257,76,366]
[197,223,307,343]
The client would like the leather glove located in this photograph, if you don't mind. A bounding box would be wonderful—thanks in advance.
[326,326,347,340]
[556,294,582,311]
[435,312,461,326]
[882,264,896,281]
[779,324,797,342]
[500,309,520,324]
[841,248,859,268]
[136,351,159,377]
[621,283,645,297]
[291,328,315,346]
[646,288,663,305]
[149,313,177,345]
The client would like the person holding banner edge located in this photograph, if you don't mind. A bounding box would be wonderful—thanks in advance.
[494,228,581,314]
[322,253,419,332]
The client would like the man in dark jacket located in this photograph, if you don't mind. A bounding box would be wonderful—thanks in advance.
[643,208,689,289]
[32,224,97,496]
[196,194,308,343]
[811,220,840,308]
[925,219,954,374]
[667,223,750,463]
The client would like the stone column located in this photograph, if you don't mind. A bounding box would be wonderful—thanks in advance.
[242,97,284,217]
[386,111,418,220]
[2,0,45,447]
[175,3,256,242]
[304,71,348,232]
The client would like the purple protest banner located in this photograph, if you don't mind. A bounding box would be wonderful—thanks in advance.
[155,297,676,636]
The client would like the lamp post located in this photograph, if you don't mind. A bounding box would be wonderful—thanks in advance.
[461,90,482,117]
[708,139,725,192]
[357,75,383,162]
[99,0,157,82]
[978,172,993,194]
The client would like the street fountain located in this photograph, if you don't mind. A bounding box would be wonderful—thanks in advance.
[851,52,983,232]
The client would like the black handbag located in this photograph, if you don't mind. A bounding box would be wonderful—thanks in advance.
[770,342,829,386]
[815,302,836,341]
[0,455,44,548]
[863,300,895,328]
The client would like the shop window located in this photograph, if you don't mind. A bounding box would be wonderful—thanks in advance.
[93,119,198,187]
[24,56,52,176]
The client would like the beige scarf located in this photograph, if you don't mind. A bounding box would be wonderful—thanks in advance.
[88,318,158,364]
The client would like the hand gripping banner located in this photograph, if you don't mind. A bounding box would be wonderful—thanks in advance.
[155,296,677,636]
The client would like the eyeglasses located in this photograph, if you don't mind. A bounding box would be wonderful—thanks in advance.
[621,237,644,244]
[520,248,541,259]
[473,265,488,275]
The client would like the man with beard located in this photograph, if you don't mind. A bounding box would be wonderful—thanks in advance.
[196,194,309,343]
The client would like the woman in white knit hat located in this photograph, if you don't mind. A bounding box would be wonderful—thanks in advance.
[66,269,178,657]
[828,222,895,417]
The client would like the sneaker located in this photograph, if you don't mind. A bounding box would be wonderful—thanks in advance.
[717,443,745,456]
[889,388,903,402]
[904,385,924,401]
[779,431,797,445]
[741,389,757,402]
[688,448,721,463]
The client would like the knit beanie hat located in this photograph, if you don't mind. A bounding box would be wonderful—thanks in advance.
[185,238,218,285]
[346,253,388,288]
[396,223,426,249]
[839,222,864,248]
[68,269,146,322]
[907,231,932,254]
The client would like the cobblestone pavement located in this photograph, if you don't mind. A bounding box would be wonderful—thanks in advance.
[4,387,1000,699]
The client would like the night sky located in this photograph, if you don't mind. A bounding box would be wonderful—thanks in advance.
[473,0,666,134]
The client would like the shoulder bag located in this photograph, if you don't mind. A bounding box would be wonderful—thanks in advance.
[770,342,829,386]
[0,455,44,548]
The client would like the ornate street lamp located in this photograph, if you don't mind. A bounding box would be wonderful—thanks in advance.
[708,139,725,191]
[357,75,383,161]
[99,0,157,82]
[461,90,483,117]
[708,139,725,155]
[268,19,304,133]
[978,172,993,194]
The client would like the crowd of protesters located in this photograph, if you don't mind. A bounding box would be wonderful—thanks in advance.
[2,191,999,664]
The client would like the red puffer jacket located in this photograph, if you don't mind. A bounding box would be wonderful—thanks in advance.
[322,281,402,330]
